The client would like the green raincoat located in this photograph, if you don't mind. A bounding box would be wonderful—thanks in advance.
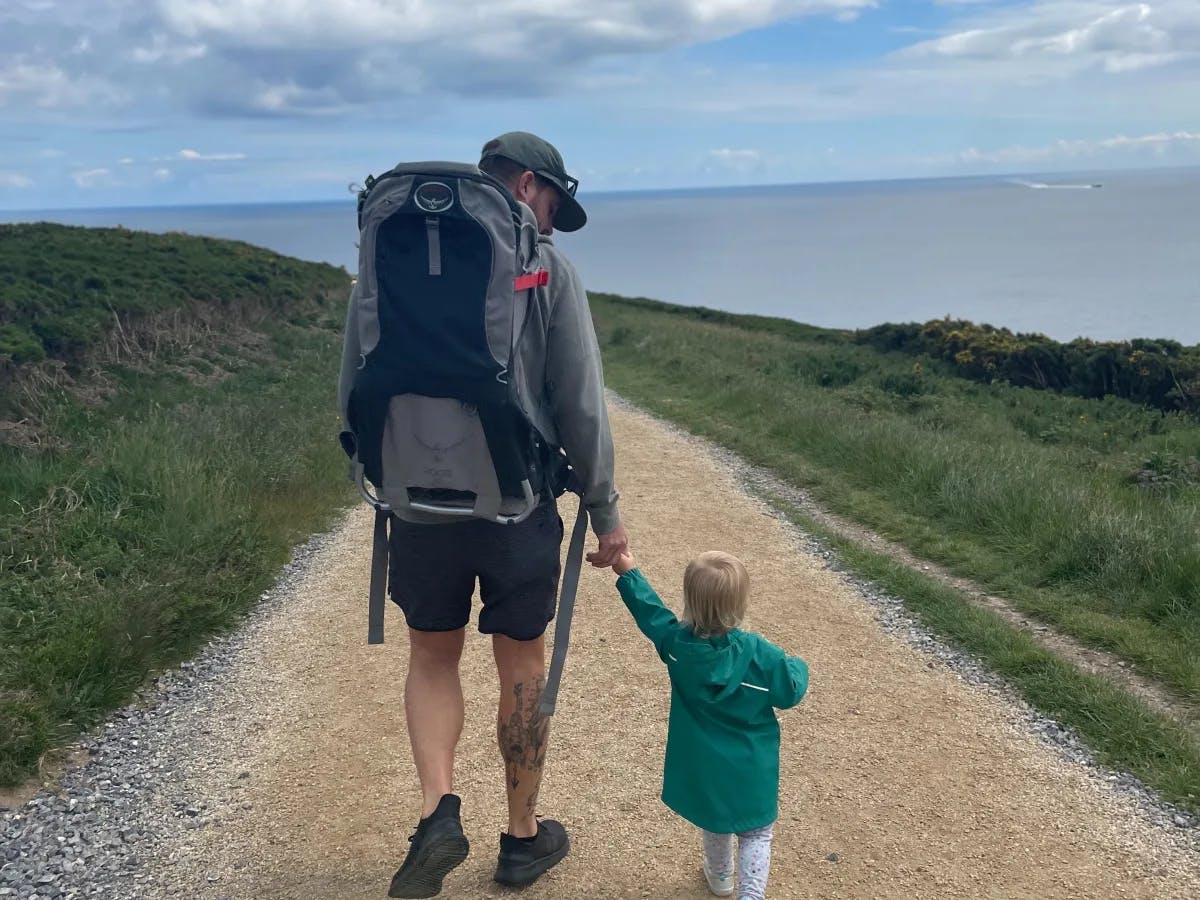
[616,569,809,834]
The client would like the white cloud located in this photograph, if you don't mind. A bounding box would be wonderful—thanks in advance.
[0,60,91,109]
[3,0,1200,200]
[71,167,117,188]
[176,148,246,160]
[55,162,181,194]
[0,0,872,116]
[3,0,1194,128]
[707,147,766,174]
[710,147,762,164]
[157,1,876,50]
[938,129,1200,166]
[902,1,1200,77]
[0,171,33,189]
[248,82,344,116]
[129,34,207,64]
[631,1,1200,127]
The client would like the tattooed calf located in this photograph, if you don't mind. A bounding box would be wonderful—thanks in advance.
[498,676,549,807]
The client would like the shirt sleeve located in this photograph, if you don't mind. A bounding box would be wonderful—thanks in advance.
[543,247,621,535]
[336,281,361,433]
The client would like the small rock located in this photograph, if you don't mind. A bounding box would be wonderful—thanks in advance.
[825,852,840,863]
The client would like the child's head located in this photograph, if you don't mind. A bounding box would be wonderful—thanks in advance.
[682,551,749,638]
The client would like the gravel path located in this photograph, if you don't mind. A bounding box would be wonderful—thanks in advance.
[3,399,1198,899]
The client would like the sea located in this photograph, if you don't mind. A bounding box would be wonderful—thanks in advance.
[4,166,1198,344]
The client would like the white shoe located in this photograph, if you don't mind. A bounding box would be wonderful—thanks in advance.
[703,859,735,897]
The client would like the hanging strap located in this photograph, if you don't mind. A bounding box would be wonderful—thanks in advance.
[367,507,390,644]
[426,217,441,276]
[538,494,589,717]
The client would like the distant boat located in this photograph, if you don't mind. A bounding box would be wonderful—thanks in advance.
[1009,179,1103,190]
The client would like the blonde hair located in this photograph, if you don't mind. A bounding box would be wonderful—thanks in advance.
[681,551,749,638]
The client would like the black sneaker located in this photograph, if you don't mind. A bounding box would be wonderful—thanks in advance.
[388,794,470,899]
[493,818,570,887]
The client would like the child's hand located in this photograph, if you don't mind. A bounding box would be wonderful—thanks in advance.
[612,551,637,576]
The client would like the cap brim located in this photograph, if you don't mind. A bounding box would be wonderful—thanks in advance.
[542,174,586,232]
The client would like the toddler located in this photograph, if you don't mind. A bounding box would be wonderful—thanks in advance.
[612,550,809,899]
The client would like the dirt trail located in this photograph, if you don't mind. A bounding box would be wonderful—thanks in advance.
[154,403,1198,899]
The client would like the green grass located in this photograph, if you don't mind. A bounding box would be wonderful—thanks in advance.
[0,228,354,786]
[591,294,1200,703]
[0,222,348,366]
[777,501,1200,811]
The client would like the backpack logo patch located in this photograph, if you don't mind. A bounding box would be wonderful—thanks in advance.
[414,181,454,213]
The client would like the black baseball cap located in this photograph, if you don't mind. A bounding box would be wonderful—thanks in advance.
[480,131,587,232]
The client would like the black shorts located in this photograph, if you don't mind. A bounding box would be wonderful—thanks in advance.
[387,501,564,641]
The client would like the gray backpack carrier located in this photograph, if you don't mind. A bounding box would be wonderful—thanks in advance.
[338,162,586,715]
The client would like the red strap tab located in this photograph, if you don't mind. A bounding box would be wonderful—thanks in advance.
[514,269,549,291]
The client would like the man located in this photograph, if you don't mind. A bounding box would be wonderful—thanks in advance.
[380,132,628,897]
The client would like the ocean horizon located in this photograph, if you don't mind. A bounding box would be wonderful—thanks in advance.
[5,165,1198,344]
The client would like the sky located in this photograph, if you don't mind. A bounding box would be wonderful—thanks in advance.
[1,0,1198,209]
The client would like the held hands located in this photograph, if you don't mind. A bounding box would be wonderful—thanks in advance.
[586,522,629,569]
[612,551,637,577]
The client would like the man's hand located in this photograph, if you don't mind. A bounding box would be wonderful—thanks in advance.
[586,522,629,568]
[612,551,637,576]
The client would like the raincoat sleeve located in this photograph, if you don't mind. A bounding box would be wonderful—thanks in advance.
[615,569,679,661]
[763,639,810,710]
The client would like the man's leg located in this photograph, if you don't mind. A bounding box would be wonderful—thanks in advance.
[493,633,548,838]
[482,502,569,887]
[405,627,466,816]
[388,626,470,898]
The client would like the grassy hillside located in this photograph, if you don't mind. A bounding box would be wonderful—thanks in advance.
[591,293,1200,809]
[1,224,353,786]
[0,222,346,366]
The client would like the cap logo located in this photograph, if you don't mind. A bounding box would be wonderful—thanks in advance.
[414,181,454,213]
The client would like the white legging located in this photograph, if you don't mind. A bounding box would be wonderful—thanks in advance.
[702,822,775,900]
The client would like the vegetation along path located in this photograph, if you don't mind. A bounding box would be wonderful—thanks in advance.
[125,402,1198,898]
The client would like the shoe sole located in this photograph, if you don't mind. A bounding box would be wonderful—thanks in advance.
[388,833,470,899]
[493,837,570,887]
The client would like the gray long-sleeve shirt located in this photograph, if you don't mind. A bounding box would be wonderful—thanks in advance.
[337,201,621,535]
